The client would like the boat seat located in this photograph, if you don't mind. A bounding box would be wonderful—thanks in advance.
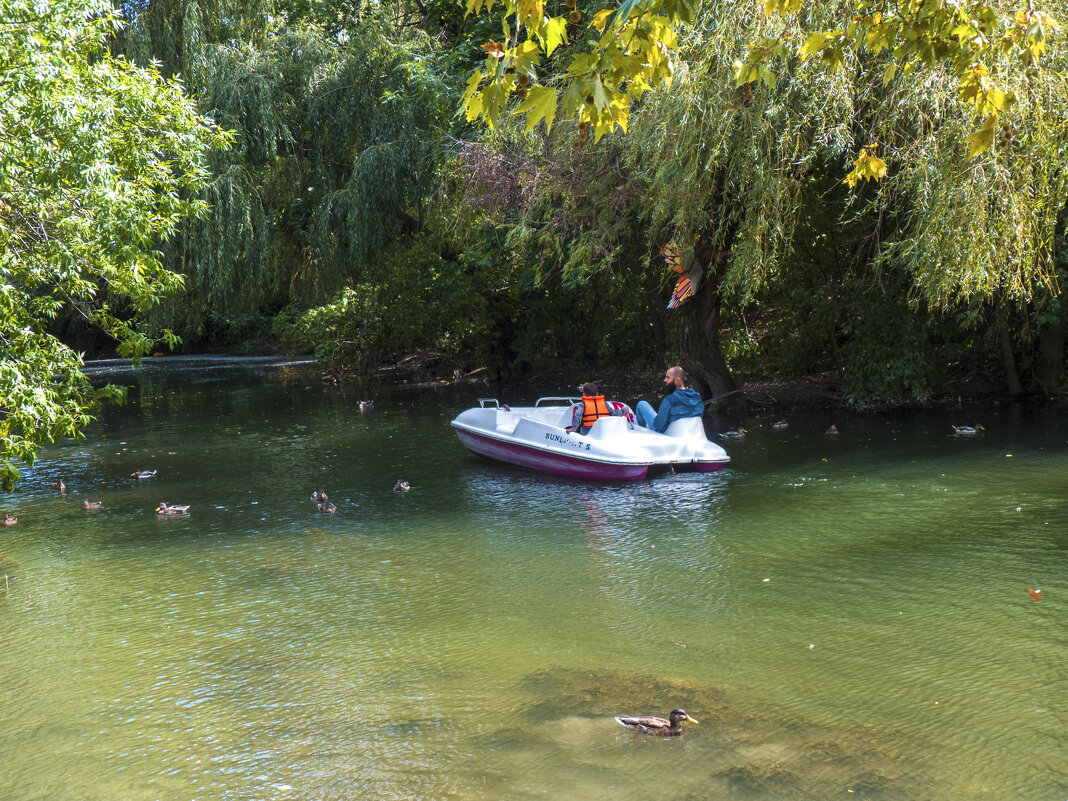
[664,416,707,439]
[557,404,580,428]
[495,409,520,434]
[585,416,629,438]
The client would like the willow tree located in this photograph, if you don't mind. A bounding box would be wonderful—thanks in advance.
[621,0,1068,397]
[117,1,458,345]
[0,0,221,489]
[457,0,1066,397]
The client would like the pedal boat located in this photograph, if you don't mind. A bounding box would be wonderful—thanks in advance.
[451,398,730,480]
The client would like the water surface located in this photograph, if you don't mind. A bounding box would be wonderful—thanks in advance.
[1,358,1065,801]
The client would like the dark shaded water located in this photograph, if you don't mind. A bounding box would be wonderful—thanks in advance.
[0,357,1065,801]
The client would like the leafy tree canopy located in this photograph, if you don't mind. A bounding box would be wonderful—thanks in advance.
[0,0,224,489]
[461,0,1057,158]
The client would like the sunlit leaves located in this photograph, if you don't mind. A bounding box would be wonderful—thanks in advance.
[516,85,557,132]
[461,0,685,138]
[539,16,568,55]
[0,0,219,488]
[843,146,888,188]
[747,0,1060,164]
[964,113,999,158]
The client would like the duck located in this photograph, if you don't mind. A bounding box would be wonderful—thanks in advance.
[718,428,747,440]
[358,400,373,411]
[825,424,839,435]
[393,480,410,492]
[1,513,16,526]
[952,424,984,435]
[82,500,102,510]
[317,501,337,514]
[131,470,157,479]
[155,503,190,515]
[614,709,698,736]
[311,490,329,502]
[771,420,788,430]
[51,480,66,491]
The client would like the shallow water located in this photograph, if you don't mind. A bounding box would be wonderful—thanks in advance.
[1,358,1065,801]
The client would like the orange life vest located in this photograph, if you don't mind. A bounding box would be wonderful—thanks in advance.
[581,395,611,429]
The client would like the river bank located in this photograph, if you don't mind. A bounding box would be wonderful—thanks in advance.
[89,344,1058,412]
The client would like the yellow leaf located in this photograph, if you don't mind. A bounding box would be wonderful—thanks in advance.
[985,87,1013,113]
[517,0,543,28]
[843,147,888,188]
[460,69,484,114]
[799,32,829,60]
[516,85,558,132]
[512,39,541,72]
[541,15,568,55]
[965,114,998,157]
[592,9,613,31]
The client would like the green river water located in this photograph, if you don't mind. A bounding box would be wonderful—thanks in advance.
[0,357,1064,801]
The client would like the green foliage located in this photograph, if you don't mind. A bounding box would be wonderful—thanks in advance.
[461,0,689,140]
[753,0,1059,159]
[124,7,458,343]
[0,0,220,489]
[460,0,1058,158]
[101,0,1068,406]
[275,236,490,367]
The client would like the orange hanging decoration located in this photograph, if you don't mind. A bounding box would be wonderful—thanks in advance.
[658,242,703,309]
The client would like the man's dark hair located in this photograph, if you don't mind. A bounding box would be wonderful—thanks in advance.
[582,382,599,396]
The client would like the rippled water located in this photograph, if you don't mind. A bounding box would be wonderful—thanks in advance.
[1,358,1065,801]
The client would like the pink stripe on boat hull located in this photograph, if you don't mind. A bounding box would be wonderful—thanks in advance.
[682,461,727,473]
[455,429,649,480]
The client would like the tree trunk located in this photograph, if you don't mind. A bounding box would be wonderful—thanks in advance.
[997,308,1024,397]
[1036,320,1065,394]
[678,258,737,402]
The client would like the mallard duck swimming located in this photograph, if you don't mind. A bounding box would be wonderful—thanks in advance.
[317,501,337,514]
[1,513,16,526]
[952,424,984,435]
[132,470,157,479]
[718,428,747,440]
[358,400,373,411]
[771,420,788,430]
[311,490,329,502]
[614,709,698,736]
[82,500,102,510]
[825,424,839,435]
[51,480,66,491]
[155,502,190,515]
[393,480,410,492]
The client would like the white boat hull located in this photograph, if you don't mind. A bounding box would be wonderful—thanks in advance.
[451,401,730,480]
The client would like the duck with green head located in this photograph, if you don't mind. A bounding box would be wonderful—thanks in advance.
[614,709,698,736]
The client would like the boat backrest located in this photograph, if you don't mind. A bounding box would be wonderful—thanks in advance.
[557,404,580,428]
[585,416,629,438]
[664,416,707,439]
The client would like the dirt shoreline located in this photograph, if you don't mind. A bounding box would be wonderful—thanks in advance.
[369,356,1021,411]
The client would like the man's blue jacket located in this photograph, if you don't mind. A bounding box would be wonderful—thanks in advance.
[650,387,704,432]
